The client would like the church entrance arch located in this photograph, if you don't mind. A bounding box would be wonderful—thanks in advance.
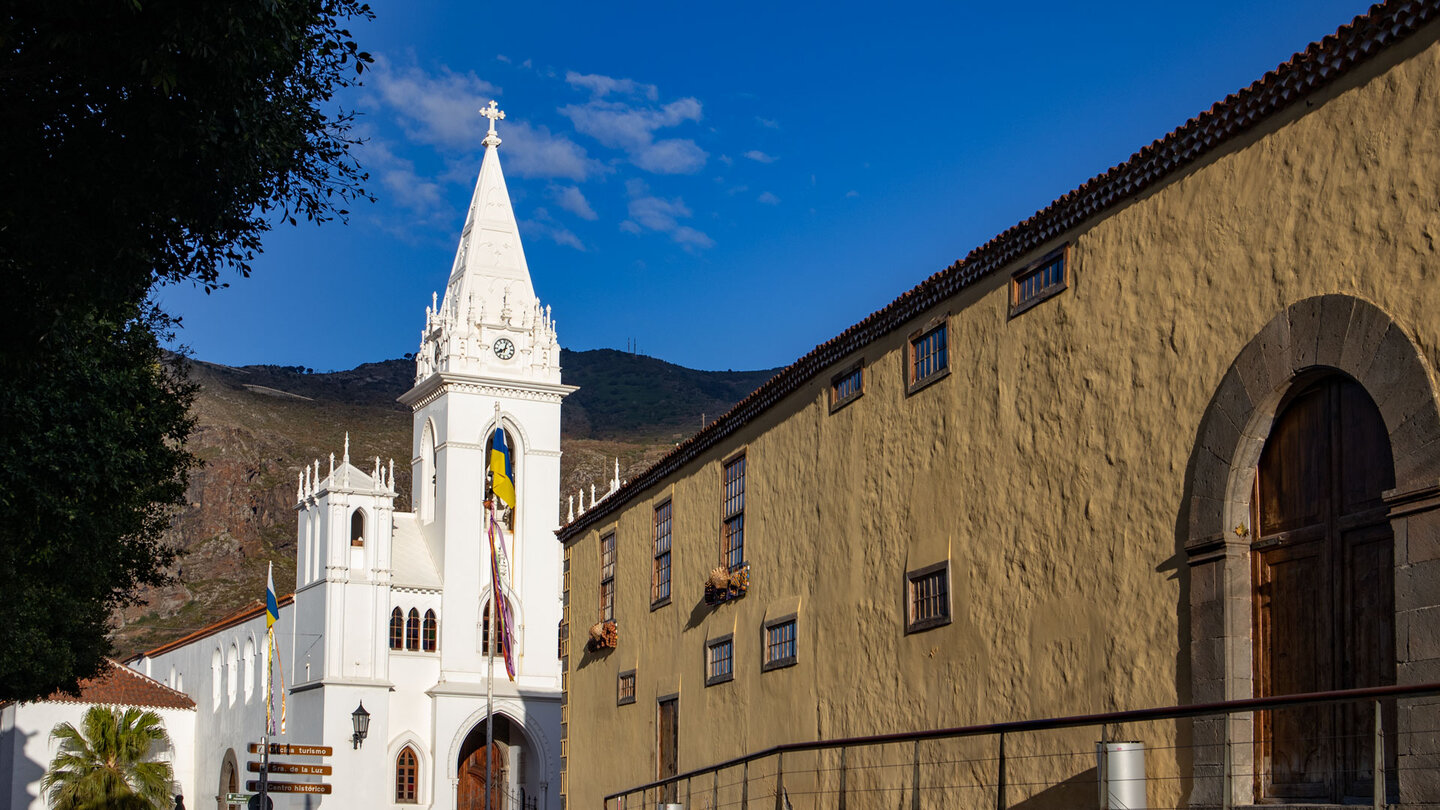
[1183,295,1440,807]
[457,713,537,810]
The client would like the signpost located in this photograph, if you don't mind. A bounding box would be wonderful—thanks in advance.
[224,793,250,806]
[245,780,334,794]
[246,741,333,800]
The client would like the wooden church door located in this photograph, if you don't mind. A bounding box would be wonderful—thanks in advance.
[658,697,678,802]
[460,744,509,810]
[1252,375,1396,803]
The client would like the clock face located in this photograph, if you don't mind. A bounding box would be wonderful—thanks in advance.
[493,338,515,360]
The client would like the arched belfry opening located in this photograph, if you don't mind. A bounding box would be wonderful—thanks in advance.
[485,425,518,533]
[1252,373,1396,802]
[457,714,539,810]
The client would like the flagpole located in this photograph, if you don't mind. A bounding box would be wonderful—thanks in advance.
[485,497,496,810]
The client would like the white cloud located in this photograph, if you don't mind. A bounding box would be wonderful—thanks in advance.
[565,71,659,101]
[757,191,780,205]
[496,54,512,64]
[369,55,498,151]
[502,121,607,181]
[743,150,777,164]
[756,117,780,129]
[718,154,734,166]
[560,94,707,175]
[845,190,860,198]
[633,138,707,174]
[549,185,598,220]
[619,181,713,249]
[521,207,586,251]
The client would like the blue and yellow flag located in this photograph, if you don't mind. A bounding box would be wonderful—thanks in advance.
[265,562,279,629]
[489,428,516,509]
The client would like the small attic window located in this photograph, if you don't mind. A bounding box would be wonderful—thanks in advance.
[351,509,366,547]
[1009,245,1070,318]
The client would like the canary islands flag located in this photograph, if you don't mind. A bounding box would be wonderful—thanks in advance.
[489,428,516,509]
[265,563,279,629]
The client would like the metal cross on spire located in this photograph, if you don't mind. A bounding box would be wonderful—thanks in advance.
[481,100,505,147]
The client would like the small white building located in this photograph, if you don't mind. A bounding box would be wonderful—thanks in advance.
[2,103,573,810]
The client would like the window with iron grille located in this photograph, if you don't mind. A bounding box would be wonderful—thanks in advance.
[617,670,636,705]
[908,321,949,392]
[906,562,951,633]
[722,455,746,571]
[652,500,672,606]
[706,636,734,685]
[830,362,864,412]
[763,617,797,671]
[1009,246,1069,317]
[600,531,616,622]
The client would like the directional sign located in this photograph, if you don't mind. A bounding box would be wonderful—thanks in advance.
[246,780,332,795]
[224,794,250,805]
[246,743,333,757]
[247,761,333,775]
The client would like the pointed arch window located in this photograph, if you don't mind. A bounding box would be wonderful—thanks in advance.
[389,608,404,650]
[351,508,366,547]
[484,427,517,532]
[396,745,419,803]
[481,601,506,657]
[422,610,438,652]
[405,608,420,651]
[421,420,437,524]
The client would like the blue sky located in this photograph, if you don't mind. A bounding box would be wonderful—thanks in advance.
[158,0,1366,372]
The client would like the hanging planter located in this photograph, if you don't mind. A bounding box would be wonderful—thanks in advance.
[587,620,619,651]
[703,563,750,605]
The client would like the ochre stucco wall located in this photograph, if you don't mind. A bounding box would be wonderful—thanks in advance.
[561,27,1440,810]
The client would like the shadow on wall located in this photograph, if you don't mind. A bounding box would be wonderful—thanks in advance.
[8,726,46,806]
[1007,766,1101,810]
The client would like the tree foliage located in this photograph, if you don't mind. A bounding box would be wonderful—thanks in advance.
[0,0,373,701]
[42,705,177,810]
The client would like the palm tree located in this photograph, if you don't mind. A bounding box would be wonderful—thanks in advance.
[42,705,175,810]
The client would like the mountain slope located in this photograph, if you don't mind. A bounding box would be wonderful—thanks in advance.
[111,350,778,656]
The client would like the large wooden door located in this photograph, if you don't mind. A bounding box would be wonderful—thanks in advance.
[1253,376,1396,803]
[460,743,509,810]
[658,697,678,802]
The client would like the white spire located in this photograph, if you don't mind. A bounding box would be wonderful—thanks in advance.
[410,100,563,387]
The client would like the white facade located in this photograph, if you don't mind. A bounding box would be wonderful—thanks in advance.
[2,104,571,810]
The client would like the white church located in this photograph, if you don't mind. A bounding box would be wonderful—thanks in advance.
[1,103,573,810]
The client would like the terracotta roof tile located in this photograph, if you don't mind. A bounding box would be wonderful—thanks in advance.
[557,0,1440,542]
[40,660,196,710]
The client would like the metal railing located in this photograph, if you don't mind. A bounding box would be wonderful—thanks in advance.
[604,682,1440,810]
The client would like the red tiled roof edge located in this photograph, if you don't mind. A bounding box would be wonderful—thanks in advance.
[557,0,1440,543]
[37,659,197,710]
[130,593,295,660]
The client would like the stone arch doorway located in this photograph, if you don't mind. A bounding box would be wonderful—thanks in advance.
[457,714,538,810]
[1252,373,1395,801]
[217,749,239,810]
[1183,295,1440,806]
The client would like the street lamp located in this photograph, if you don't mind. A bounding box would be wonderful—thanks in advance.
[351,702,370,749]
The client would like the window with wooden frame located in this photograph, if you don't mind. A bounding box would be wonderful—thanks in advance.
[829,362,864,412]
[422,609,437,652]
[405,608,421,651]
[906,318,949,393]
[722,455,746,571]
[762,616,798,671]
[1009,245,1069,317]
[389,607,403,650]
[599,531,616,622]
[617,670,637,705]
[652,500,672,607]
[395,746,419,803]
[706,635,734,685]
[906,561,951,633]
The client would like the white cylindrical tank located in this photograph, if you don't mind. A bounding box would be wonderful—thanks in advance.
[1096,741,1146,809]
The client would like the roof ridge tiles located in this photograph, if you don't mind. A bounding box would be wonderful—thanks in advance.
[556,0,1440,542]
